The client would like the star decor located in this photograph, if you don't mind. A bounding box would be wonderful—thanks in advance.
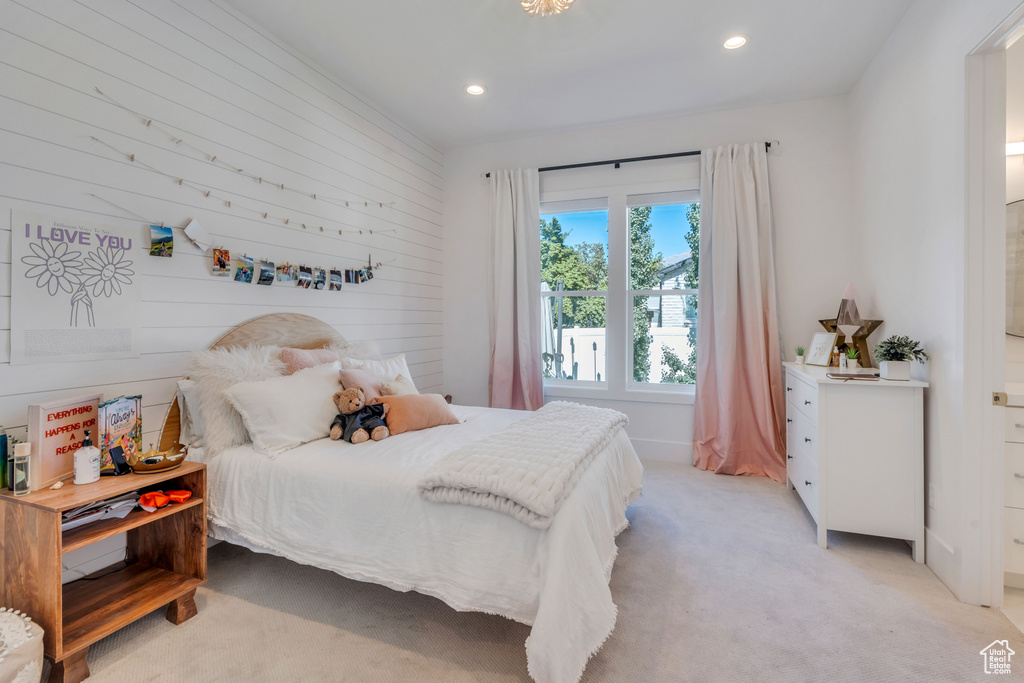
[521,0,575,17]
[818,318,882,367]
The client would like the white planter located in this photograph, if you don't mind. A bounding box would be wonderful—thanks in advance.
[795,355,805,365]
[848,359,860,371]
[879,360,910,381]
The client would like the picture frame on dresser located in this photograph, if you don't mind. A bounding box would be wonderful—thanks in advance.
[806,332,836,366]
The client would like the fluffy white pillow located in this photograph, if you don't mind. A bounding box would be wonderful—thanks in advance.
[223,361,342,457]
[189,345,284,457]
[330,340,382,361]
[342,353,412,384]
[380,374,419,396]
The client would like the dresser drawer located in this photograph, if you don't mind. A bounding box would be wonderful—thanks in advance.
[786,372,818,423]
[794,453,819,522]
[1006,443,1024,509]
[1007,408,1024,444]
[790,407,819,464]
[1006,508,1024,574]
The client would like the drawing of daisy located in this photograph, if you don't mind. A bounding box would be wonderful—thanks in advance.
[82,246,135,298]
[21,240,82,295]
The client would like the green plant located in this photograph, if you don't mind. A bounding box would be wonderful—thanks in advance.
[795,345,805,356]
[846,347,860,360]
[873,335,928,363]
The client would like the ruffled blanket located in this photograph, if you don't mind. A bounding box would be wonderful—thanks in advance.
[418,401,628,528]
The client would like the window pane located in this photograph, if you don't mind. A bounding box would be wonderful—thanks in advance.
[541,295,606,382]
[632,294,696,384]
[540,210,608,292]
[629,203,699,291]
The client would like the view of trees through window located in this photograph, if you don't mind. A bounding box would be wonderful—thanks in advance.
[541,201,699,385]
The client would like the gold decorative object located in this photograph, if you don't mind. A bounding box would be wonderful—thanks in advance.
[521,0,575,17]
[129,442,187,474]
[818,318,882,367]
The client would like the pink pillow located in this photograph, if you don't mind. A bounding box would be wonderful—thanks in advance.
[281,347,339,375]
[338,368,382,403]
[377,394,459,435]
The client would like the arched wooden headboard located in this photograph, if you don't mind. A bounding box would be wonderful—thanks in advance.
[158,313,346,449]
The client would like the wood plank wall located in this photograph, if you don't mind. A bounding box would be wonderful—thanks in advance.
[0,0,445,447]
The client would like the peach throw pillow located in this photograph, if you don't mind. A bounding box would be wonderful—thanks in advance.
[281,347,339,375]
[378,394,459,435]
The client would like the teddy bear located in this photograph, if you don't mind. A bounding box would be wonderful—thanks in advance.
[330,387,390,444]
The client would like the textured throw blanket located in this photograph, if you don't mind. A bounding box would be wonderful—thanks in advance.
[418,401,628,529]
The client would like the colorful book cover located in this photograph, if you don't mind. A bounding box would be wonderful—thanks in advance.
[97,395,142,473]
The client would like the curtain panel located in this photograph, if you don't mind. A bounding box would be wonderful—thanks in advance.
[693,144,786,482]
[489,168,544,411]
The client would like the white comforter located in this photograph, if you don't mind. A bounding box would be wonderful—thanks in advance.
[196,405,643,683]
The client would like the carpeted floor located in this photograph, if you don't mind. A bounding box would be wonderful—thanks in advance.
[82,461,1024,682]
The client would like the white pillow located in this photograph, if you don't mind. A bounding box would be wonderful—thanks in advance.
[330,340,382,361]
[380,374,419,396]
[223,361,342,457]
[189,345,284,457]
[342,353,412,385]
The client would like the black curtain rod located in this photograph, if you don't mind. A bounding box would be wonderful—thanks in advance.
[484,142,773,178]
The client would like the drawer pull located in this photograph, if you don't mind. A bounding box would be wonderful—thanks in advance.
[804,437,812,443]
[804,480,812,487]
[787,418,792,423]
[1015,473,1024,479]
[787,454,793,460]
[1015,539,1024,546]
[804,400,812,405]
[787,387,793,392]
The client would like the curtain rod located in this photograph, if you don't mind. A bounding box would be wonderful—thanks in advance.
[484,141,775,178]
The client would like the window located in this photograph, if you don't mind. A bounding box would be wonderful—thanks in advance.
[540,199,607,383]
[628,194,700,386]
[540,189,699,393]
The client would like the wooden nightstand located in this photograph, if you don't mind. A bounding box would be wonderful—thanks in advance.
[0,462,206,683]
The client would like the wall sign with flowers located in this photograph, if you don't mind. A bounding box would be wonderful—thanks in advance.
[11,211,141,365]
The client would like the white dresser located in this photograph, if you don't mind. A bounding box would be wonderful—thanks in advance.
[1002,384,1024,584]
[784,363,927,562]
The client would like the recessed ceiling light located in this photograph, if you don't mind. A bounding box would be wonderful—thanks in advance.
[466,84,486,95]
[724,35,748,49]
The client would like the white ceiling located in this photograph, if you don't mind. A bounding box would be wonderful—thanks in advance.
[225,0,913,149]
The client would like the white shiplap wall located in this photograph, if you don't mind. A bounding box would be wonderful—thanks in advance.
[0,0,444,450]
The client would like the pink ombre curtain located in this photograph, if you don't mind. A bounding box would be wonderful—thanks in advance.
[693,144,786,482]
[489,169,544,411]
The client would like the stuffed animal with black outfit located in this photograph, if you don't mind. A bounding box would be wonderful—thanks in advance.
[330,387,390,444]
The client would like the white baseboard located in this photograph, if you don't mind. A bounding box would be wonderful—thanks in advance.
[926,526,962,599]
[629,438,691,463]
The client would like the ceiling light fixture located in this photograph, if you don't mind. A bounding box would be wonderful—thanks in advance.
[521,0,575,17]
[1009,142,1024,156]
[466,84,487,96]
[724,35,748,49]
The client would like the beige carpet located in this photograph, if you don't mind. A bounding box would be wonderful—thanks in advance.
[82,461,1024,682]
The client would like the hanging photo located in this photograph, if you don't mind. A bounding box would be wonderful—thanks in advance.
[345,269,359,284]
[212,248,231,276]
[297,266,312,289]
[329,269,343,291]
[313,267,327,290]
[234,255,254,283]
[149,225,173,257]
[257,259,275,286]
[358,268,369,283]
[364,266,373,281]
[276,263,297,283]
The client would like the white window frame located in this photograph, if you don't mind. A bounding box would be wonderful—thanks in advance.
[540,179,699,404]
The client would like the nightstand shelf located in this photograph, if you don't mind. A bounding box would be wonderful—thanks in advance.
[0,461,206,683]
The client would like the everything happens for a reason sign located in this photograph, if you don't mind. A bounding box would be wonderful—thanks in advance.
[11,211,141,365]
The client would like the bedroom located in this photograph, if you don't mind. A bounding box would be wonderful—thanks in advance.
[0,0,1021,681]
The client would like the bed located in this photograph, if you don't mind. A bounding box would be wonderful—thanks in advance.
[159,314,643,683]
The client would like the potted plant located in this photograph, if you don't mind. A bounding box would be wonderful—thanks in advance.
[846,347,860,371]
[795,345,805,365]
[873,335,927,380]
